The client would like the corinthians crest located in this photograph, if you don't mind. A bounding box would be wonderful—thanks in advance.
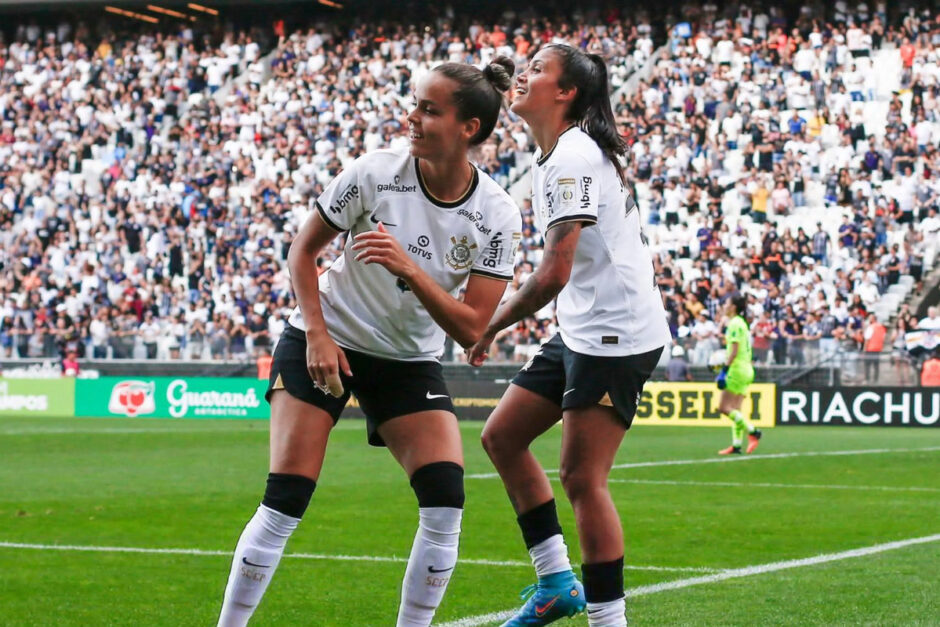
[444,235,477,270]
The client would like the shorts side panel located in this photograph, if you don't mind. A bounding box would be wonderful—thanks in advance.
[509,335,567,407]
[265,327,350,421]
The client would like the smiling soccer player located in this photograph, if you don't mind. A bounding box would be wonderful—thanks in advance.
[216,57,521,627]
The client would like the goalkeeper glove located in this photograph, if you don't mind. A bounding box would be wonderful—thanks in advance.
[715,366,729,390]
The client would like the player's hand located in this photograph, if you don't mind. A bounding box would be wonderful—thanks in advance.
[352,222,416,279]
[305,331,352,397]
[715,366,728,390]
[466,332,495,367]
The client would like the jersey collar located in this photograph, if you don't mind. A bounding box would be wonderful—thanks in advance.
[536,124,578,167]
[414,158,479,208]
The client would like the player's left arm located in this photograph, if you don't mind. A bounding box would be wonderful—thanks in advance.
[351,222,508,348]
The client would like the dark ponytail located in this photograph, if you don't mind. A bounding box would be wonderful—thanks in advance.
[545,44,627,183]
[732,293,749,325]
[433,55,515,146]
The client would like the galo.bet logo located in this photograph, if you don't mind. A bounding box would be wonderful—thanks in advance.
[108,380,156,417]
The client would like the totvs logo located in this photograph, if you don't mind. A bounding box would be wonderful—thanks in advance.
[108,380,156,417]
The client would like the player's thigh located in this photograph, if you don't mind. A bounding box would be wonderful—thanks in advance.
[559,404,626,485]
[481,383,563,455]
[718,389,746,413]
[482,335,568,452]
[268,390,334,480]
[378,410,463,476]
[557,345,662,483]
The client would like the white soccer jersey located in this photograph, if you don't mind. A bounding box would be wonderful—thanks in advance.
[288,147,522,361]
[531,126,671,356]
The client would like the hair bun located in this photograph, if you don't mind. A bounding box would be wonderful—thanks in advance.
[483,56,514,93]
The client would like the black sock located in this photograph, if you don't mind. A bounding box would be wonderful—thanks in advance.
[517,499,563,549]
[582,556,625,603]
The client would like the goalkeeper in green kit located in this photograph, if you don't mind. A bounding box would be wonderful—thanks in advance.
[715,295,762,455]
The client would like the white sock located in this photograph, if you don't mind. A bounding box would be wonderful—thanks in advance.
[586,598,627,626]
[529,534,572,578]
[218,504,300,627]
[397,507,462,627]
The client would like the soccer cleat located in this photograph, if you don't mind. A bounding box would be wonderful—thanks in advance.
[746,430,762,454]
[717,445,742,455]
[501,570,586,626]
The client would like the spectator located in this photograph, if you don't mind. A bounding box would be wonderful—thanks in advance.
[139,311,161,359]
[921,349,940,387]
[666,345,692,381]
[862,313,887,382]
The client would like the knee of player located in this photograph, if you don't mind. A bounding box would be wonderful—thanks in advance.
[410,461,465,509]
[558,465,601,502]
[480,424,518,461]
[261,472,318,519]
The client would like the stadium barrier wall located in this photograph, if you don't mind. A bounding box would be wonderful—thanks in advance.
[0,378,75,418]
[6,376,937,428]
[777,387,939,427]
[74,377,268,420]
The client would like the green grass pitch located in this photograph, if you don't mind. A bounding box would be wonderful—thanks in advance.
[0,416,938,626]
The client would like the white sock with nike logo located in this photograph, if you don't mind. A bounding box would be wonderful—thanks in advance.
[586,598,627,626]
[397,507,462,627]
[218,505,300,627]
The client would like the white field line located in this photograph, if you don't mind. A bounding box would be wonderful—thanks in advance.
[606,478,940,493]
[465,447,940,479]
[0,427,267,436]
[0,421,487,436]
[436,533,940,627]
[0,542,713,573]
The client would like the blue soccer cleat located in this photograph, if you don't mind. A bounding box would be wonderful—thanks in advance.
[501,570,586,626]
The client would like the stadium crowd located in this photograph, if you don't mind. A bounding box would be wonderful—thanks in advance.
[0,3,937,383]
[0,5,658,362]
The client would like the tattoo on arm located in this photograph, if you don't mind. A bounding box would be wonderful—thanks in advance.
[486,221,581,333]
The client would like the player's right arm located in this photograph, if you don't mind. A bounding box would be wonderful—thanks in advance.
[467,156,597,366]
[288,211,353,391]
[288,161,367,391]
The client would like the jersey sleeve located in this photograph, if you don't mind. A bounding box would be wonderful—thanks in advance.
[470,205,522,281]
[314,158,365,232]
[543,156,599,231]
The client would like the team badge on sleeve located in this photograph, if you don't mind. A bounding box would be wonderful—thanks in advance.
[444,235,477,270]
[558,177,577,211]
[509,232,522,260]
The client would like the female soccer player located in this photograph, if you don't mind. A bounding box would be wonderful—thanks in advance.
[217,58,521,627]
[467,45,671,627]
[715,294,762,455]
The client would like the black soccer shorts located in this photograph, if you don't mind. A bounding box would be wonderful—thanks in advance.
[511,334,663,428]
[266,326,455,446]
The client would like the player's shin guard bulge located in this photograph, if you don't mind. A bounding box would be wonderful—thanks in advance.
[397,462,465,627]
[217,473,316,627]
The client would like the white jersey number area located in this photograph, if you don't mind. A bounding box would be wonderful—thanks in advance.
[531,127,671,357]
[288,148,522,361]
